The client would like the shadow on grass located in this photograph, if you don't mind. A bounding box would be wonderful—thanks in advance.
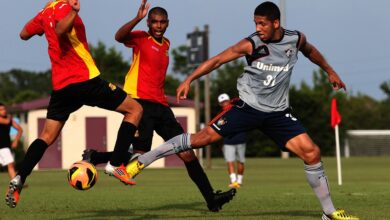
[55,202,205,220]
[56,201,320,220]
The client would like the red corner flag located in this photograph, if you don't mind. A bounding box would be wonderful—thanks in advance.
[331,98,341,128]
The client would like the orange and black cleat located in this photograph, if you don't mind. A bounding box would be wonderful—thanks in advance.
[105,162,136,185]
[5,175,23,208]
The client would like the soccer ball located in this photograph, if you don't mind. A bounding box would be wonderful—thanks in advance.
[67,161,98,190]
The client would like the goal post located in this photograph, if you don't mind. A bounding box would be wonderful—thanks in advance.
[345,130,390,157]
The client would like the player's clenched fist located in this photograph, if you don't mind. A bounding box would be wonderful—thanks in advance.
[68,0,80,12]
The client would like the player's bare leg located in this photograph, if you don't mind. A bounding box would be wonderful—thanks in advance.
[286,133,358,219]
[5,119,64,208]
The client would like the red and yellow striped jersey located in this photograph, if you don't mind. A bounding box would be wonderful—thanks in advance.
[123,31,170,106]
[25,1,100,90]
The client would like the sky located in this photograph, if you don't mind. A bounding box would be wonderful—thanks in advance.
[1,0,389,100]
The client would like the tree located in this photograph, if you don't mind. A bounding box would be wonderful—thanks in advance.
[2,42,390,157]
[378,81,390,128]
[0,69,51,105]
[164,75,181,96]
[380,81,390,100]
[89,41,129,85]
[210,59,244,117]
[171,45,192,76]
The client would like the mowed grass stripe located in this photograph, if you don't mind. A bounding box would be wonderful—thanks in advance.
[0,157,389,220]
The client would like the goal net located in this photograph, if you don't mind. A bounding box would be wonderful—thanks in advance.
[345,130,390,157]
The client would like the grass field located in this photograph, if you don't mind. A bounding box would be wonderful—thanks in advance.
[0,157,389,220]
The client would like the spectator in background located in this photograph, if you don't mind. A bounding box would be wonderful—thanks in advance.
[0,103,23,180]
[217,94,246,188]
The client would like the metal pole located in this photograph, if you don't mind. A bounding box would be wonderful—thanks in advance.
[194,80,201,133]
[280,0,289,159]
[344,138,350,158]
[335,125,342,185]
[203,25,212,169]
[193,78,201,159]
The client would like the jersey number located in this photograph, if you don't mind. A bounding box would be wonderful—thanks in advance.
[263,75,276,86]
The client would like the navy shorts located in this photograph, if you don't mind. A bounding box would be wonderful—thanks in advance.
[210,99,306,151]
[132,100,183,152]
[47,77,127,121]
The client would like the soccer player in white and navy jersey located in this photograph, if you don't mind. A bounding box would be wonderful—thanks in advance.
[127,2,359,220]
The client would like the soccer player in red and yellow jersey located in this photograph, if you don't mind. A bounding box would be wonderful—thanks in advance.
[5,0,143,208]
[85,0,236,212]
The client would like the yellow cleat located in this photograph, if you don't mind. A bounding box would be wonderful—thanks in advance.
[228,182,241,189]
[125,158,145,178]
[322,209,359,220]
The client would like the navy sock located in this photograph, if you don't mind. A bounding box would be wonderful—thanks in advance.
[110,122,136,166]
[91,151,131,166]
[91,152,112,165]
[185,159,214,204]
[18,139,49,183]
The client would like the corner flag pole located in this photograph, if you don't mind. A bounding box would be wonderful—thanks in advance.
[335,124,342,185]
[331,98,342,186]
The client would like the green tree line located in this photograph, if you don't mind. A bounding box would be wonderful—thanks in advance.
[1,42,390,157]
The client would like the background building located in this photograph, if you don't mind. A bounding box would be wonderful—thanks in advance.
[10,96,197,169]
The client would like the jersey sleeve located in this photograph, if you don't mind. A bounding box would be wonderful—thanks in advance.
[295,30,302,49]
[25,13,44,36]
[53,2,72,22]
[245,32,257,54]
[124,30,146,48]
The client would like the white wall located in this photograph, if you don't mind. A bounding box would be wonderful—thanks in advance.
[27,106,196,170]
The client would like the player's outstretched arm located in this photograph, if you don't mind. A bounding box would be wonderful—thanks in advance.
[298,32,346,91]
[20,1,53,40]
[176,39,251,102]
[20,21,37,40]
[115,0,150,43]
[20,16,44,40]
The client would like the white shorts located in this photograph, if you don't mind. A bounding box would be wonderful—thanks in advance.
[223,143,246,163]
[0,148,14,166]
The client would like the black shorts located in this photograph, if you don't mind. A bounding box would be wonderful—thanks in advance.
[47,77,127,121]
[210,99,306,151]
[132,99,184,152]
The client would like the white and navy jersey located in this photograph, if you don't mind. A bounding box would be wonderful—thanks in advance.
[237,29,301,112]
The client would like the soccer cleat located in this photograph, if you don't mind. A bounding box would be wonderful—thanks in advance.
[228,182,241,189]
[322,209,359,220]
[5,175,23,208]
[125,158,145,178]
[105,162,136,185]
[82,148,97,163]
[207,188,237,212]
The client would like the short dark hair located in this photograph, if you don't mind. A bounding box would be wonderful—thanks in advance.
[254,1,280,21]
[148,7,168,19]
[0,102,4,107]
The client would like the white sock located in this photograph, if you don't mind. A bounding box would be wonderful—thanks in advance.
[304,162,336,215]
[237,174,243,184]
[139,133,192,167]
[229,173,237,183]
